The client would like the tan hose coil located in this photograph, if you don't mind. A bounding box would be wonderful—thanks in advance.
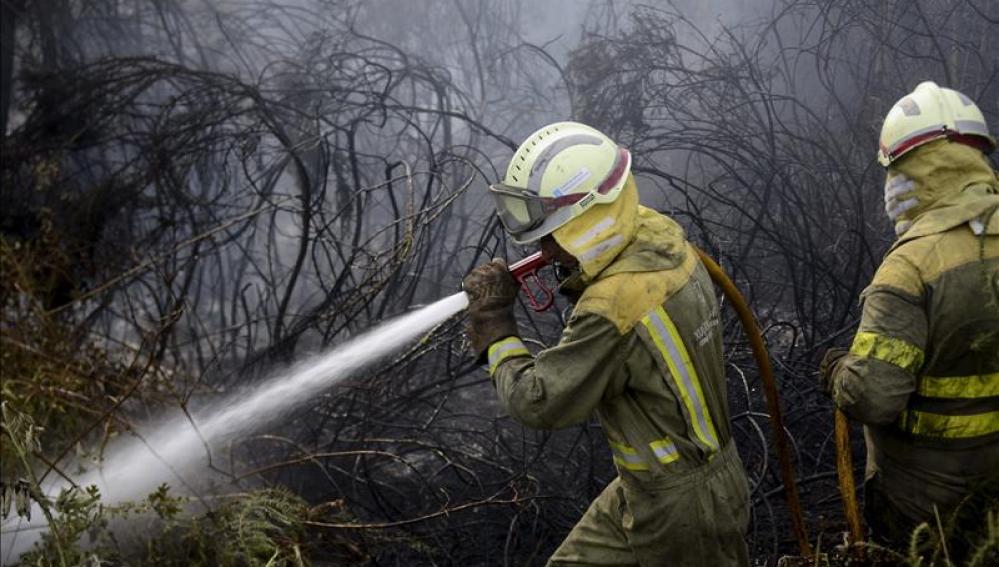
[695,247,813,556]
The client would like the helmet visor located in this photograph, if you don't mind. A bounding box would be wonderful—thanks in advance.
[489,183,548,235]
[488,147,631,236]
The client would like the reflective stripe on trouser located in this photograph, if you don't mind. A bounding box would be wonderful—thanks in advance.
[609,440,649,472]
[487,337,529,376]
[610,438,680,472]
[900,372,999,439]
[850,331,924,373]
[640,305,720,455]
[649,438,679,465]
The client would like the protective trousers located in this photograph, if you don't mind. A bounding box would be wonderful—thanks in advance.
[548,443,750,567]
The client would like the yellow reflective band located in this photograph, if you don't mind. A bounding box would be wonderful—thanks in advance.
[649,438,680,465]
[609,441,649,472]
[917,373,999,399]
[850,331,924,374]
[903,409,999,439]
[487,337,529,376]
[641,306,720,454]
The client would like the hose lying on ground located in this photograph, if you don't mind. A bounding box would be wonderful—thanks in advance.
[835,409,864,544]
[695,247,814,556]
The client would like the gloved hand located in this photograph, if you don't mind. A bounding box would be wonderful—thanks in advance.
[818,347,849,396]
[463,258,520,362]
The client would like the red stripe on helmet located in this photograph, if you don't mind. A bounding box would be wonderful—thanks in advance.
[887,128,946,162]
[946,132,995,154]
[888,128,994,163]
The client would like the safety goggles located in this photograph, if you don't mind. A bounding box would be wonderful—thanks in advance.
[489,147,630,235]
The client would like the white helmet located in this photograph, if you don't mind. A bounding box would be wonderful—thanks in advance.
[878,81,996,167]
[489,121,631,244]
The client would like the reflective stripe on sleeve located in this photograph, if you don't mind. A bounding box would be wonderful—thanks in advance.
[609,440,649,471]
[902,409,999,439]
[648,438,680,465]
[640,306,720,454]
[487,337,530,376]
[849,331,924,374]
[917,373,999,399]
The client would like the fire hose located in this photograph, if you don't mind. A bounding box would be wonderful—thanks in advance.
[835,409,864,545]
[698,251,863,550]
[693,248,813,556]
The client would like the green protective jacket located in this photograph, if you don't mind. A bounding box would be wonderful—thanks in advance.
[827,140,999,546]
[487,178,750,566]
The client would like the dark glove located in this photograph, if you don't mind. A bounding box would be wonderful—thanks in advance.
[818,347,849,396]
[463,258,520,362]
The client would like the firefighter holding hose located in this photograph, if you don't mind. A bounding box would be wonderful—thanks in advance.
[463,122,750,566]
[820,82,999,557]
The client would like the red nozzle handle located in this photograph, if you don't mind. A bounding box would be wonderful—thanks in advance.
[508,252,554,312]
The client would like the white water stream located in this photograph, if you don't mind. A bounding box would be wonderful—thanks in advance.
[1,292,470,563]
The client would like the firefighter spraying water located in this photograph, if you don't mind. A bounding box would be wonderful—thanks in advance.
[3,226,807,566]
[460,121,809,565]
[3,115,817,567]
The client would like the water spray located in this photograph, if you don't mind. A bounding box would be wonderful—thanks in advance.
[2,292,471,563]
[1,255,555,561]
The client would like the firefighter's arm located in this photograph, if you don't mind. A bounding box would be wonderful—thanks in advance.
[488,312,628,430]
[826,254,927,424]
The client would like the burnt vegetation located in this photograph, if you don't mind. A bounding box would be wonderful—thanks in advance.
[1,0,997,565]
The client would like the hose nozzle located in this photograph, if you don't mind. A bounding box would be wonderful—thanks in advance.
[508,252,554,312]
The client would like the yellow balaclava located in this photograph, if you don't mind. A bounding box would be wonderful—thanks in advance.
[552,174,639,281]
[885,139,998,236]
[551,173,688,283]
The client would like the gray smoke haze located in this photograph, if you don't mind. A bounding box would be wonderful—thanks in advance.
[2,0,995,564]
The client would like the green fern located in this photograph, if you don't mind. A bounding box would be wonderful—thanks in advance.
[216,487,309,566]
